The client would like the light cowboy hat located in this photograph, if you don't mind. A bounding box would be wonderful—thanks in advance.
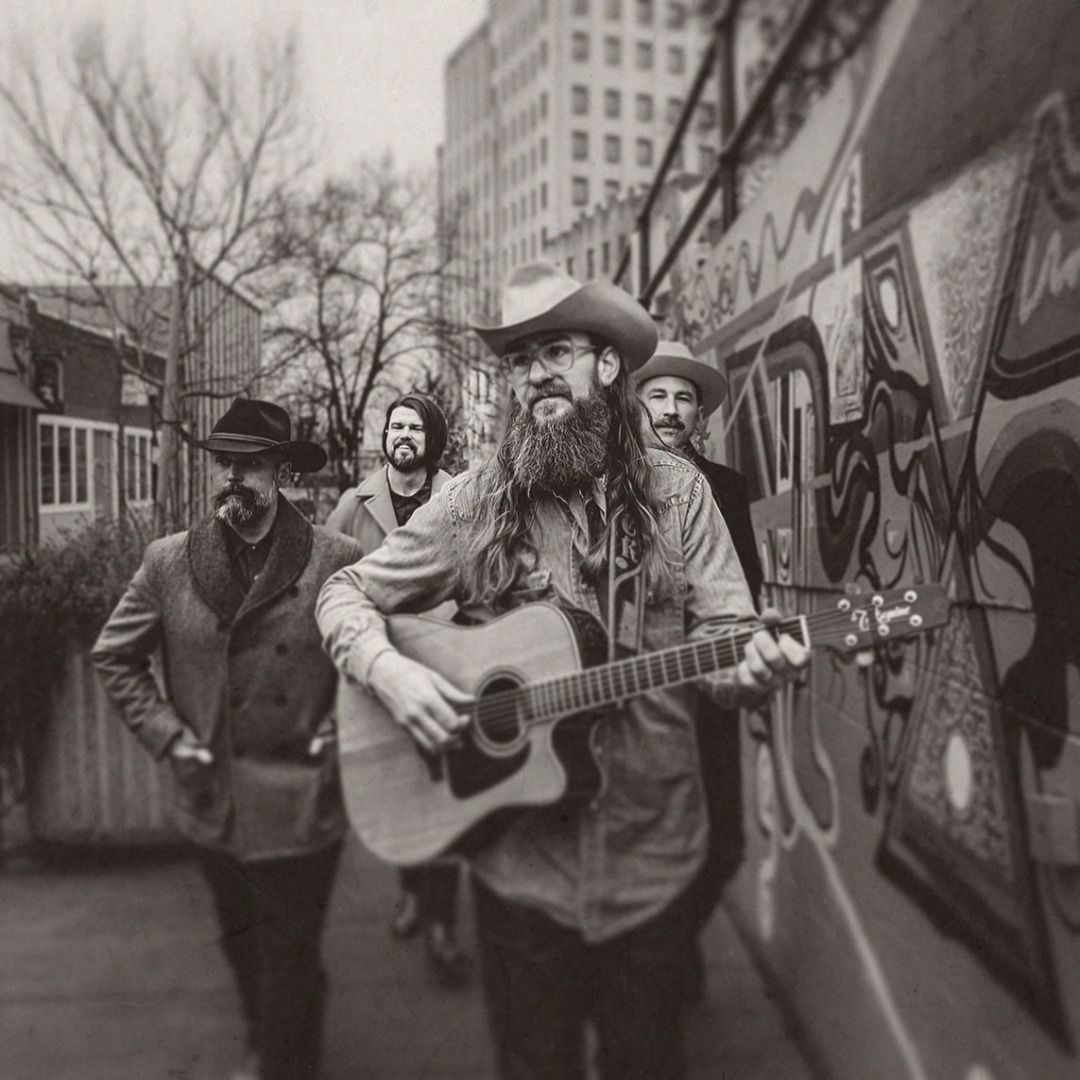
[471,261,659,371]
[632,340,729,417]
[200,398,327,473]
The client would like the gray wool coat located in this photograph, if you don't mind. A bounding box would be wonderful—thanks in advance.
[91,496,364,860]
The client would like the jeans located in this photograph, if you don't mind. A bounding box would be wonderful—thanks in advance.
[197,840,343,1080]
[472,878,695,1080]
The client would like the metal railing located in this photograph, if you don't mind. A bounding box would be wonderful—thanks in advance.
[614,0,837,306]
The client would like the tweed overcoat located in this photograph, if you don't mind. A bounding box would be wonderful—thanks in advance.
[91,496,364,860]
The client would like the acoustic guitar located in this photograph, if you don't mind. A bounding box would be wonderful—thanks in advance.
[335,584,949,865]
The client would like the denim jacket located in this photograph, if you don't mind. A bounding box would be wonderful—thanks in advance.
[317,448,755,941]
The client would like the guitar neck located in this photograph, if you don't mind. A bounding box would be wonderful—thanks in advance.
[525,616,809,720]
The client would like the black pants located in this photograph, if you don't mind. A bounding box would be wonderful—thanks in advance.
[472,878,696,1080]
[197,840,343,1080]
[684,705,746,931]
[399,861,461,927]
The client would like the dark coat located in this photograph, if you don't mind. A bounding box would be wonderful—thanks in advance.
[91,496,364,860]
[689,451,764,606]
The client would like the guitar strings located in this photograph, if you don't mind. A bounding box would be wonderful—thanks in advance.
[461,603,927,738]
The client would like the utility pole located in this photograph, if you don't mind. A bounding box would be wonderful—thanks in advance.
[154,252,188,534]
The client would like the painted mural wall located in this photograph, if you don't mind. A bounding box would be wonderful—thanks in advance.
[662,1,1080,1077]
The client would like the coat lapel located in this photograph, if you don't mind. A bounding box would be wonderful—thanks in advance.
[356,467,397,539]
[187,515,247,624]
[235,496,313,623]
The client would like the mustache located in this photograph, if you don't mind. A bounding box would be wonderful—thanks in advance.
[525,381,571,407]
[392,439,417,451]
[213,484,256,506]
[654,418,685,431]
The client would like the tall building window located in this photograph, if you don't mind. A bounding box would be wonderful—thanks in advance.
[666,96,683,124]
[540,136,548,163]
[573,0,589,14]
[635,93,653,122]
[605,0,622,17]
[604,134,622,163]
[539,39,549,66]
[530,188,537,215]
[571,85,589,115]
[699,145,717,174]
[666,1,687,29]
[604,88,621,118]
[636,42,653,70]
[636,137,654,167]
[667,45,685,74]
[567,256,575,276]
[540,91,549,119]
[586,248,595,279]
[572,177,589,206]
[604,36,622,65]
[605,178,621,198]
[602,240,611,272]
[572,131,589,161]
[636,0,654,25]
[541,181,548,209]
[571,32,589,61]
[698,102,717,129]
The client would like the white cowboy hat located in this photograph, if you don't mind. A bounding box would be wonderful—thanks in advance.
[632,340,729,417]
[471,261,658,371]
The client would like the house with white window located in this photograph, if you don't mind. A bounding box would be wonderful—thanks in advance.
[23,295,164,544]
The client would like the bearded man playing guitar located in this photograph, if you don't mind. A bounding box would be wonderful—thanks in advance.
[317,262,809,1080]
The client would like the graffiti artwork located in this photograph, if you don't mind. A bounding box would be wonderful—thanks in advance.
[661,0,1080,1075]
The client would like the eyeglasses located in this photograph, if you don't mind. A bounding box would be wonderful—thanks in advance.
[500,339,597,380]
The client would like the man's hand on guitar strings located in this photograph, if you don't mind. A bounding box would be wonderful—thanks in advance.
[736,607,810,696]
[368,650,473,753]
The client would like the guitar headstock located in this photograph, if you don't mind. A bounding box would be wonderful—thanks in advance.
[811,583,950,654]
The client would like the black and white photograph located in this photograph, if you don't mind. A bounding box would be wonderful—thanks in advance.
[1,1,1079,1078]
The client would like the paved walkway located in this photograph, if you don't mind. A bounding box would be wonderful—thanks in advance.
[0,835,812,1080]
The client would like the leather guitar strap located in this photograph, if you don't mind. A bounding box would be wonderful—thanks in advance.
[602,505,645,665]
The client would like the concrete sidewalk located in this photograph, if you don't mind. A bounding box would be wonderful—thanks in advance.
[0,835,812,1080]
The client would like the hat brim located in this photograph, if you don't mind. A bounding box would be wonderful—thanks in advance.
[632,353,728,416]
[471,281,658,372]
[200,435,327,473]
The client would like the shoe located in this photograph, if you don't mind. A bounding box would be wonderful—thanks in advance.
[228,1049,261,1080]
[426,922,471,989]
[391,890,422,939]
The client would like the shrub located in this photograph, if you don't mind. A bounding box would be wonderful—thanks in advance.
[0,518,147,809]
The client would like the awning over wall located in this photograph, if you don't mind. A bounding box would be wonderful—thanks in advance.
[0,371,46,409]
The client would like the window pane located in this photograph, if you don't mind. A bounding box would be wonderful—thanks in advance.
[605,135,621,163]
[572,32,589,61]
[40,423,55,505]
[636,138,654,167]
[668,46,685,74]
[636,0,654,25]
[571,85,589,114]
[572,177,589,206]
[58,426,72,504]
[75,428,88,503]
[604,36,621,64]
[604,89,621,118]
[636,93,653,122]
[636,42,653,69]
[572,131,589,161]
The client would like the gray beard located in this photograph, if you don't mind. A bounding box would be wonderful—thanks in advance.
[214,484,276,525]
[503,391,611,494]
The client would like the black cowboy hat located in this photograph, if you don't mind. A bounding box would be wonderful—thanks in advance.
[200,398,327,473]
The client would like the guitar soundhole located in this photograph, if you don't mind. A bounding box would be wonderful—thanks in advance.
[475,675,524,750]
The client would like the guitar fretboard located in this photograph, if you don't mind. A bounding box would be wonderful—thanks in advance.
[476,617,807,726]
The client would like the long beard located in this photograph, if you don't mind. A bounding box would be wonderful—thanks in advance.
[502,390,611,494]
[214,482,277,525]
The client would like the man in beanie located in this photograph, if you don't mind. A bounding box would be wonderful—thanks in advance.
[325,392,469,987]
[92,398,363,1080]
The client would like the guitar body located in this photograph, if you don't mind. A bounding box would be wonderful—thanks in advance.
[335,602,605,865]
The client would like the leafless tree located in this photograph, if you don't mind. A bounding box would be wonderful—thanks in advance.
[260,159,471,492]
[0,20,310,530]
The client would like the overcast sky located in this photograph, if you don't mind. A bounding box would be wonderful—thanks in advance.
[9,0,487,173]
